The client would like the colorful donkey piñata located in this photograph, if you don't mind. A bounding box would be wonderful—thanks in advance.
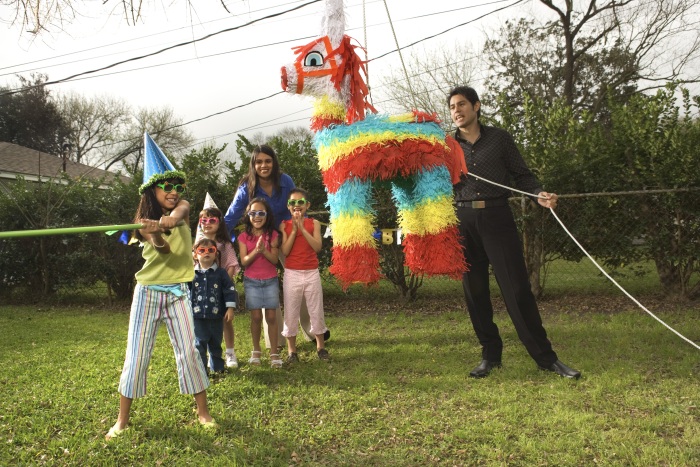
[280,0,467,288]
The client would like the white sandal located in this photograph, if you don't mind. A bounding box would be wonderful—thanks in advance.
[270,353,283,369]
[249,350,262,366]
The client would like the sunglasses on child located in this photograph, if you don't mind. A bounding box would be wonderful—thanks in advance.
[248,210,267,218]
[195,246,217,255]
[287,198,307,206]
[199,217,219,225]
[156,182,186,193]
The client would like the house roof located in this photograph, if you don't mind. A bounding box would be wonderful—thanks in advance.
[0,142,131,185]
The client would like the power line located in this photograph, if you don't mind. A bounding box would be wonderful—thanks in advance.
[0,0,323,96]
[370,0,525,62]
[1,0,508,92]
[2,0,521,163]
[0,0,330,77]
[154,1,516,140]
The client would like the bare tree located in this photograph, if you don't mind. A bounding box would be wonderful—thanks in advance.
[57,92,131,166]
[106,106,194,174]
[377,44,482,126]
[275,126,313,144]
[485,0,700,114]
[0,1,238,36]
[0,0,148,35]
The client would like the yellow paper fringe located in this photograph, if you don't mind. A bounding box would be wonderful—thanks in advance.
[313,96,346,121]
[331,212,376,247]
[386,113,416,123]
[397,196,458,235]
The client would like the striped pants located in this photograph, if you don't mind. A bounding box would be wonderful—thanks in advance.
[118,284,209,399]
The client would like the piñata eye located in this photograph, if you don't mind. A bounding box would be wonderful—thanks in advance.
[304,52,324,67]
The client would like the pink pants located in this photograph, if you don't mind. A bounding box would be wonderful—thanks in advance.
[282,268,327,337]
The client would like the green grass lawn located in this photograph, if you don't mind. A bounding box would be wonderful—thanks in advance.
[0,302,698,466]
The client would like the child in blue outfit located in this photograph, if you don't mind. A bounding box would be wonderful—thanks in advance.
[191,238,239,374]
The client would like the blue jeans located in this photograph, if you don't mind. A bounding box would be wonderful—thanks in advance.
[243,276,280,310]
[193,318,225,373]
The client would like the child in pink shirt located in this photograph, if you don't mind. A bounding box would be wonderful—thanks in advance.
[237,197,283,368]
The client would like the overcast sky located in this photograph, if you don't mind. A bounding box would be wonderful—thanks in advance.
[1,0,537,163]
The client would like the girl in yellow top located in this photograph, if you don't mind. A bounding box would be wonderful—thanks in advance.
[106,133,215,440]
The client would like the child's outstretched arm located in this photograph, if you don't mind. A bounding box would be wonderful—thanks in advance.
[161,199,190,228]
[138,200,190,254]
[139,219,171,254]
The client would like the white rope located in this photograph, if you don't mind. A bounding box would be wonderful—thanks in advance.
[382,0,419,110]
[467,172,700,351]
[361,0,375,108]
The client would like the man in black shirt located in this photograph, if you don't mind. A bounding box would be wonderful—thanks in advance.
[448,86,580,379]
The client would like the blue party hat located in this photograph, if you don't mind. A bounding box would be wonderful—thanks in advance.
[139,132,186,194]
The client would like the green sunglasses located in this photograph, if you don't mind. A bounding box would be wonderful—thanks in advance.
[287,198,307,206]
[156,182,187,194]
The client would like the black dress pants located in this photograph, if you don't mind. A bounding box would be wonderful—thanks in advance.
[457,204,557,367]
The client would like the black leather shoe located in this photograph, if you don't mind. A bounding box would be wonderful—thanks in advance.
[469,359,502,378]
[539,360,581,379]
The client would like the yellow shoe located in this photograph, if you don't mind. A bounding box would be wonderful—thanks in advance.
[200,418,218,430]
[105,425,127,441]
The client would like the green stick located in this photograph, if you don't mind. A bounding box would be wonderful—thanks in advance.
[0,222,184,239]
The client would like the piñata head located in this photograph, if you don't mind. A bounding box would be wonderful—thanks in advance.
[280,0,375,130]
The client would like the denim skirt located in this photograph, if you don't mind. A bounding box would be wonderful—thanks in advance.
[243,276,280,310]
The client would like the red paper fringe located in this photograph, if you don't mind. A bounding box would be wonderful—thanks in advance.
[411,110,439,123]
[328,244,382,290]
[330,35,377,123]
[403,227,467,279]
[323,139,448,193]
[445,135,468,184]
[311,116,344,132]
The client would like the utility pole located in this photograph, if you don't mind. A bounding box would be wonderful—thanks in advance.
[61,143,72,172]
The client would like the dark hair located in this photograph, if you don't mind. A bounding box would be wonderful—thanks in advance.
[132,188,163,242]
[238,145,281,200]
[193,237,220,265]
[194,237,216,249]
[132,177,185,242]
[198,207,231,245]
[447,86,481,119]
[288,187,309,201]
[243,197,279,248]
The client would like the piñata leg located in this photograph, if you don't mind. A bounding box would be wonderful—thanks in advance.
[327,178,381,288]
[393,166,466,279]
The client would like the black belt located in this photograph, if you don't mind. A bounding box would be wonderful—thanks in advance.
[455,199,508,209]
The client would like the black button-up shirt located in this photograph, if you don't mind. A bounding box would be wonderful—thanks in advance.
[453,124,542,201]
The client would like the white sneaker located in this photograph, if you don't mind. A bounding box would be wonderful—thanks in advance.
[226,352,239,369]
